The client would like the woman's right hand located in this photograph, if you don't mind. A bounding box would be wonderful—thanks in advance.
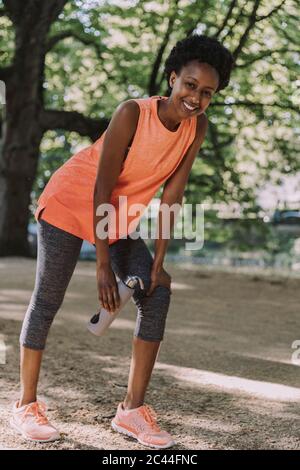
[97,264,120,314]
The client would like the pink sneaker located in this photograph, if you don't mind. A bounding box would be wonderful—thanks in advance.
[111,403,175,449]
[10,400,61,442]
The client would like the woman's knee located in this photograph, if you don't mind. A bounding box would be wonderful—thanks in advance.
[133,283,171,309]
[19,293,62,350]
[152,284,172,304]
[133,285,171,341]
[31,290,65,317]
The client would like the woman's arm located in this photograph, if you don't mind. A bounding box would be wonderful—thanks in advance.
[94,100,139,311]
[146,114,208,296]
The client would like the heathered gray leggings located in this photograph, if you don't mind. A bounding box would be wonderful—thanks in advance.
[20,218,171,350]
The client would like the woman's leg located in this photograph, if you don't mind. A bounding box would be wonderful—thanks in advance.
[19,218,83,406]
[109,236,171,409]
[124,337,161,409]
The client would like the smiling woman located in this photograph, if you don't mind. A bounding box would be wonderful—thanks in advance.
[164,35,234,95]
[12,33,234,449]
[157,35,234,132]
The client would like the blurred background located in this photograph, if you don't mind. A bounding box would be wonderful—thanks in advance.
[0,0,299,273]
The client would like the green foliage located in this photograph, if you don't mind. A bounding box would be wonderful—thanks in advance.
[0,4,14,66]
[1,0,299,222]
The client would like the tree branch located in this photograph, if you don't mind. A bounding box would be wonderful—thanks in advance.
[148,0,179,96]
[39,109,110,142]
[237,48,299,68]
[3,0,68,25]
[221,0,248,42]
[45,29,106,60]
[183,0,212,37]
[45,0,69,25]
[255,0,287,22]
[46,31,75,52]
[232,0,261,61]
[211,100,299,113]
[273,19,299,46]
[214,0,237,38]
[45,30,112,104]
[157,0,209,92]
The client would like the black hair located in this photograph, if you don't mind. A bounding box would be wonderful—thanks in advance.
[163,34,234,96]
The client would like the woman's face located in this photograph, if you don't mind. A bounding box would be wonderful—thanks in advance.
[169,60,219,118]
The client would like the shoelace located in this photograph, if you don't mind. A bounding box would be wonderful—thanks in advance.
[140,405,161,432]
[21,401,49,425]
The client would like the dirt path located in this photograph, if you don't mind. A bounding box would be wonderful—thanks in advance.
[0,257,299,450]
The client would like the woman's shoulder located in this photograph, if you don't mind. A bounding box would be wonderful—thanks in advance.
[114,97,154,130]
[111,100,141,135]
[120,96,152,111]
[116,99,141,117]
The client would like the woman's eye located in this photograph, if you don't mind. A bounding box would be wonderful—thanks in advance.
[204,91,211,98]
[186,82,195,88]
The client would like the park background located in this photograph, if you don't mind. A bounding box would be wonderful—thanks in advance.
[0,0,300,450]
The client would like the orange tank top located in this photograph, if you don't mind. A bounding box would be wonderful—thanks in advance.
[35,95,197,245]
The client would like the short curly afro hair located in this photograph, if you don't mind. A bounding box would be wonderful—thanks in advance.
[163,34,234,96]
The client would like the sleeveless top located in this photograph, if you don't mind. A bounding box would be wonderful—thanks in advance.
[35,95,197,245]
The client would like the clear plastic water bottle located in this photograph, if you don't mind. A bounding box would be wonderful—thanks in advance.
[87,275,144,336]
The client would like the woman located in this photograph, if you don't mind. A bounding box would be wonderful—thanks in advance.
[10,34,233,448]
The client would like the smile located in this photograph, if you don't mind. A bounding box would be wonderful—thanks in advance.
[182,100,198,112]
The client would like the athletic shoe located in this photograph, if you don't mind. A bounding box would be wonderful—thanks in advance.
[111,402,175,449]
[10,400,61,442]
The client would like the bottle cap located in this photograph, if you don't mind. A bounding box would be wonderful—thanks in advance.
[123,275,144,290]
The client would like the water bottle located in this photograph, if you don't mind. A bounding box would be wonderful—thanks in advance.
[87,274,144,336]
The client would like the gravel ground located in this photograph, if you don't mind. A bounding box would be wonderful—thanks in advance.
[0,257,300,450]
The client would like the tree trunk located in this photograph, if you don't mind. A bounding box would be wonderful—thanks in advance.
[0,7,50,256]
[0,0,110,256]
[0,85,43,255]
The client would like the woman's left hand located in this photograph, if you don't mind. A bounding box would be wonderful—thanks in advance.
[146,266,172,297]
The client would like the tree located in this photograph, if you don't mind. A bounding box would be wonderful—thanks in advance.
[0,0,298,256]
[0,0,107,255]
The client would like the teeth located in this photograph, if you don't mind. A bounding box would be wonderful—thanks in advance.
[183,101,197,111]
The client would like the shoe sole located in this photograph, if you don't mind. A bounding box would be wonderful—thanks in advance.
[111,420,175,449]
[10,418,61,443]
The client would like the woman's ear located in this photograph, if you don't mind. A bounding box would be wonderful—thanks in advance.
[169,72,176,89]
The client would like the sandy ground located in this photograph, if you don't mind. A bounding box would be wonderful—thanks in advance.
[0,257,300,450]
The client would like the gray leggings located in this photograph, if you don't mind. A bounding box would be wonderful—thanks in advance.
[20,218,171,350]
